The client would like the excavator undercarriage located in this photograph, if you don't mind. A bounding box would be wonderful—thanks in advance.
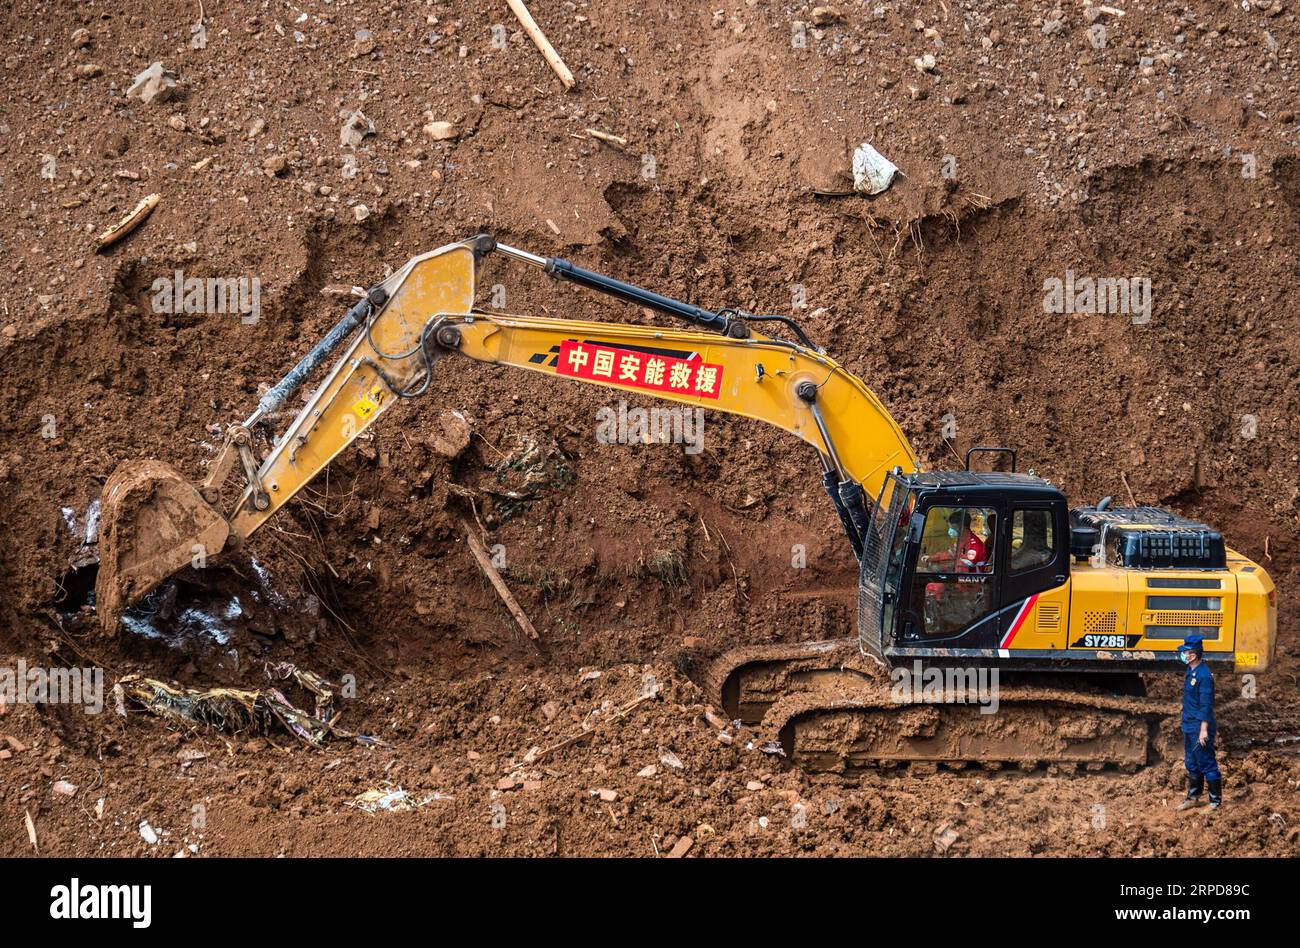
[702,641,1176,774]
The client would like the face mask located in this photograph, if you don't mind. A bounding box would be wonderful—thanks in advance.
[948,527,959,539]
[1179,652,1192,665]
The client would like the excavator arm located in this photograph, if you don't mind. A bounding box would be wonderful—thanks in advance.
[95,236,919,629]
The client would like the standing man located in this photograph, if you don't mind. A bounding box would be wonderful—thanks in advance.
[1176,635,1222,811]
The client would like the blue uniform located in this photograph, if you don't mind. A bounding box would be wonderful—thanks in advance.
[1181,661,1220,782]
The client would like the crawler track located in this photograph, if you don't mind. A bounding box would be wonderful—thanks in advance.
[702,641,1178,775]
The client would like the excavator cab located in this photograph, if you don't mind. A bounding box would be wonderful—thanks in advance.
[860,469,1275,675]
[862,471,1072,663]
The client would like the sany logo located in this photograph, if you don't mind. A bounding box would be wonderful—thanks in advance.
[49,878,151,929]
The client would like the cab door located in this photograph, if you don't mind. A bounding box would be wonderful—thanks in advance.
[998,503,1070,650]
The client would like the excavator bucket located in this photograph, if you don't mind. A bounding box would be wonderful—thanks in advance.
[95,460,231,632]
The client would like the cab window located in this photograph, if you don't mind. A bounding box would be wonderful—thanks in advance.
[1010,508,1055,573]
[909,504,997,639]
[916,506,995,574]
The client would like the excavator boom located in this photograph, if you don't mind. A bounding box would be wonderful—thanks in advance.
[95,236,917,629]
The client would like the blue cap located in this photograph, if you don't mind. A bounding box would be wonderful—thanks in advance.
[1177,635,1204,654]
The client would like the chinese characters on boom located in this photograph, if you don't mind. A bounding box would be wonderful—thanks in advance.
[557,340,723,399]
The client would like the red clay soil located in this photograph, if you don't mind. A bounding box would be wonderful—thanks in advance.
[0,0,1298,857]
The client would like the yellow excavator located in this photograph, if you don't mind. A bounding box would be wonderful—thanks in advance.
[95,235,1276,774]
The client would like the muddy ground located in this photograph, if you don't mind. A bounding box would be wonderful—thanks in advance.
[1,0,1299,857]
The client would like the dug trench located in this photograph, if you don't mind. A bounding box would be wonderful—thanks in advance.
[2,157,1299,857]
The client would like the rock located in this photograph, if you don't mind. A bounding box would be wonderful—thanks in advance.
[74,63,102,79]
[637,765,657,778]
[352,203,371,223]
[52,780,77,796]
[71,28,91,49]
[811,6,844,25]
[340,110,374,148]
[167,114,187,132]
[423,120,459,141]
[746,780,765,791]
[247,117,266,139]
[913,53,936,73]
[851,142,899,195]
[496,776,519,791]
[349,29,376,59]
[126,62,178,105]
[659,749,684,770]
[138,821,159,845]
[262,154,287,177]
[597,788,618,802]
[429,410,471,458]
[539,701,560,722]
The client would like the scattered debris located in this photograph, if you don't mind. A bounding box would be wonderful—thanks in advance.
[95,192,160,251]
[585,128,627,147]
[116,663,383,748]
[138,821,160,845]
[24,810,38,853]
[933,823,960,853]
[462,518,540,645]
[126,62,178,105]
[340,109,375,148]
[347,785,451,814]
[506,0,575,90]
[667,835,694,858]
[423,120,460,141]
[702,706,730,730]
[851,143,900,195]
